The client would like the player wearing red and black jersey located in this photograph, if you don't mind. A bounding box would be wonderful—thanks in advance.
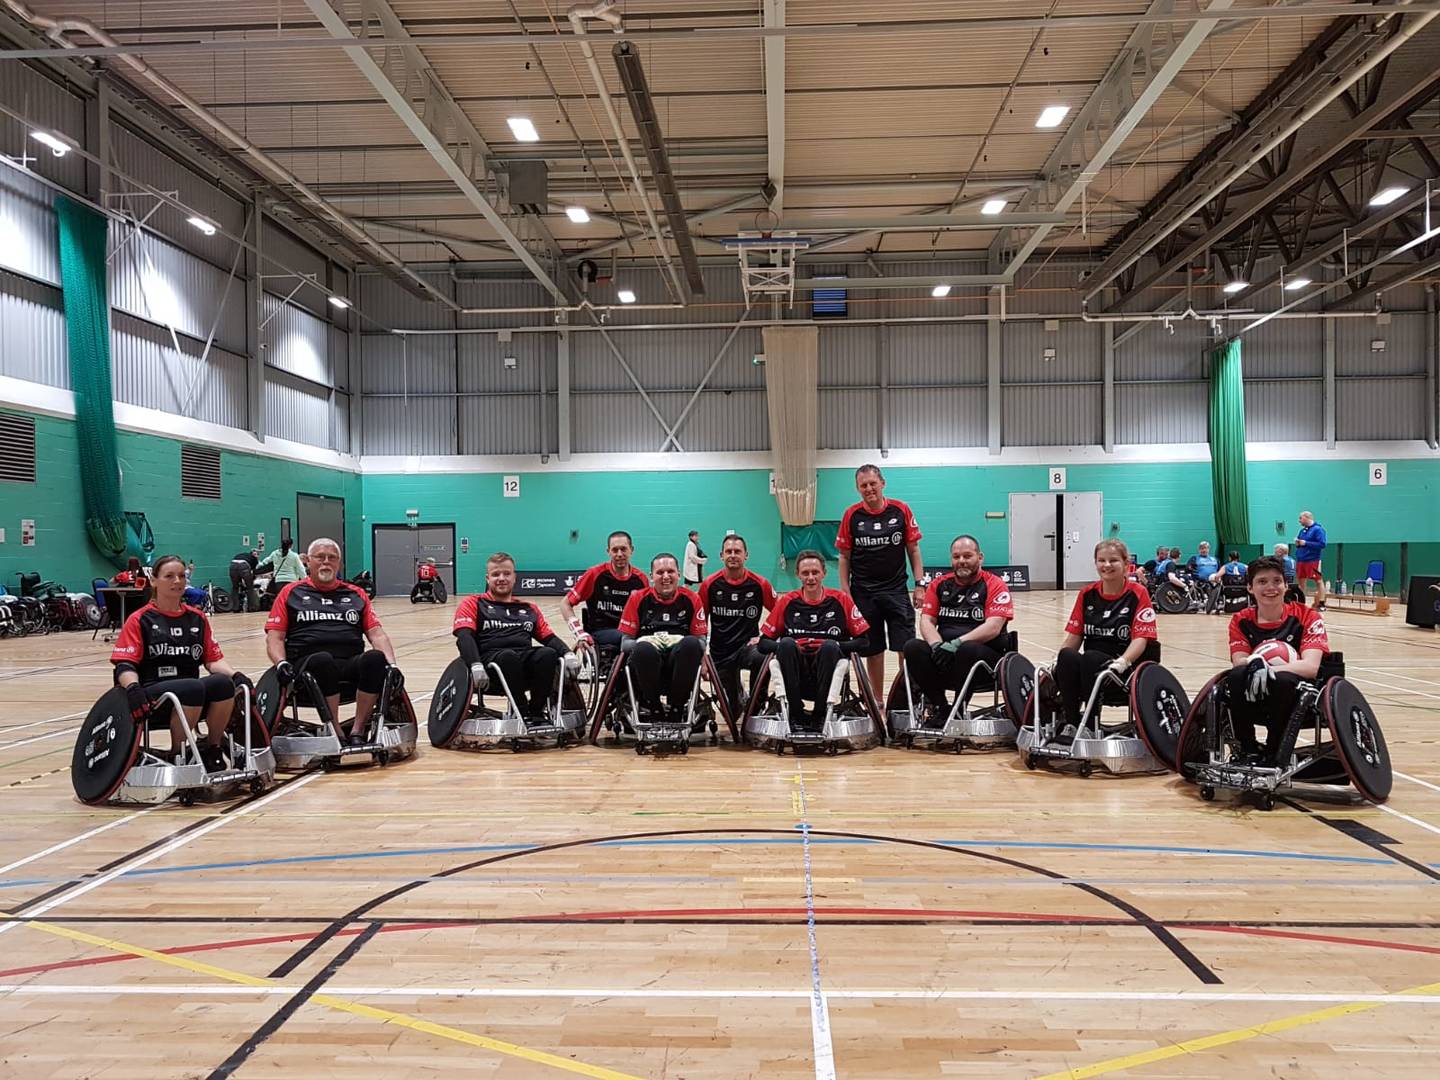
[559,530,649,650]
[410,558,442,603]
[111,554,243,768]
[454,553,574,719]
[264,538,398,742]
[758,550,871,729]
[835,464,924,696]
[617,553,708,723]
[902,535,1014,711]
[1224,555,1331,760]
[1048,541,1158,729]
[698,534,777,717]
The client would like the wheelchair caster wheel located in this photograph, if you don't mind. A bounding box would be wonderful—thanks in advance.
[374,750,390,767]
[1258,794,1275,812]
[1025,753,1039,770]
[1199,785,1216,801]
[250,778,266,795]
[178,791,197,807]
[1078,761,1094,778]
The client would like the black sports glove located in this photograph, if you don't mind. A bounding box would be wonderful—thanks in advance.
[274,660,294,687]
[124,682,149,721]
[388,666,404,691]
[232,671,254,696]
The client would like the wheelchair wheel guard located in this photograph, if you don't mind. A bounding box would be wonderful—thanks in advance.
[1175,672,1224,780]
[1129,662,1190,771]
[428,657,473,748]
[72,687,143,805]
[1323,677,1393,802]
[998,653,1035,727]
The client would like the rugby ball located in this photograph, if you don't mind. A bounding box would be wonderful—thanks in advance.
[1249,640,1298,666]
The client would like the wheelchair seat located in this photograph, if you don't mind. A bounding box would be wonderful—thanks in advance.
[742,647,884,755]
[587,639,737,755]
[71,684,275,806]
[428,654,587,751]
[885,632,1032,752]
[260,659,418,771]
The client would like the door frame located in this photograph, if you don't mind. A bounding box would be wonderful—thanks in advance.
[371,522,458,595]
[295,491,346,555]
[1008,491,1103,590]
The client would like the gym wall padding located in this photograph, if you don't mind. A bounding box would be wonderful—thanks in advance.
[0,411,360,590]
[1208,338,1250,548]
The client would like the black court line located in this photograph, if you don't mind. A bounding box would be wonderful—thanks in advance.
[1282,797,1440,884]
[206,922,380,1080]
[261,827,1223,986]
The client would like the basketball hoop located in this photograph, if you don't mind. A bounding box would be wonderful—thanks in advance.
[722,229,812,308]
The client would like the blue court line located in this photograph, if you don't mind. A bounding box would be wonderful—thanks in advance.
[4,834,1435,891]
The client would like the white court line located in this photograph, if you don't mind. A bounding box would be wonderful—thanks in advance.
[1395,771,1440,794]
[6,985,1440,1005]
[792,768,836,1080]
[1348,667,1440,702]
[0,806,159,876]
[0,712,87,735]
[0,772,319,938]
[1372,800,1440,839]
[0,728,80,752]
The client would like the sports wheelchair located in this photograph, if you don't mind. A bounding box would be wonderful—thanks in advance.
[1152,575,1213,615]
[1017,641,1189,776]
[427,652,588,751]
[588,638,738,755]
[884,633,1034,752]
[410,576,448,604]
[258,657,417,770]
[742,642,885,755]
[1175,653,1391,810]
[71,683,275,806]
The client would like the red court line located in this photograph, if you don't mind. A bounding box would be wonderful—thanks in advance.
[5,908,1439,981]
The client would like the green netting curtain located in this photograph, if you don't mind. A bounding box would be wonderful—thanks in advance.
[1208,338,1250,548]
[55,195,128,566]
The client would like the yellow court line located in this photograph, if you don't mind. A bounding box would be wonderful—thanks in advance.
[23,919,642,1080]
[1035,977,1440,1079]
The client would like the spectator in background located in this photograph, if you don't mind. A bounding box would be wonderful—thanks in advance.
[229,549,259,613]
[1293,510,1328,609]
[1188,541,1219,581]
[1273,543,1297,582]
[1215,551,1246,582]
[258,538,305,601]
[683,530,708,589]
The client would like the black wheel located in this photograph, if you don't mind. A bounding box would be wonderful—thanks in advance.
[1078,761,1094,778]
[427,658,473,748]
[998,653,1036,726]
[433,579,447,604]
[71,688,143,805]
[179,791,196,806]
[1322,677,1393,801]
[1129,662,1190,771]
[1258,794,1275,812]
[1176,673,1223,781]
[375,750,390,766]
[211,589,233,614]
[1025,752,1039,770]
[250,778,265,795]
[1154,581,1188,615]
[1199,785,1215,801]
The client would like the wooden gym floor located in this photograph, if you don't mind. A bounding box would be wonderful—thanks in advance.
[2,592,1439,1079]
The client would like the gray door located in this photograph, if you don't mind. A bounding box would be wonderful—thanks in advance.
[1061,492,1104,588]
[297,493,346,565]
[1008,493,1060,590]
[372,524,456,596]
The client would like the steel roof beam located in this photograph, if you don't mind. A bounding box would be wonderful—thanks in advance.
[763,0,786,219]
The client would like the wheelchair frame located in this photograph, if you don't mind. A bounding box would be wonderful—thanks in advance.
[886,643,1033,752]
[588,639,737,755]
[1017,659,1173,777]
[429,653,587,750]
[267,659,417,770]
[742,648,885,755]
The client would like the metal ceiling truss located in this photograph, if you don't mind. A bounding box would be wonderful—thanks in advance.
[988,0,1236,278]
[299,0,575,303]
[1089,7,1440,309]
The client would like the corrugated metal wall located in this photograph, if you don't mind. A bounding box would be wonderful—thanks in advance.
[262,291,332,386]
[0,269,68,388]
[110,310,249,428]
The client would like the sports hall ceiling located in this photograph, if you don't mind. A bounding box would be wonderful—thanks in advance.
[5,1,1440,310]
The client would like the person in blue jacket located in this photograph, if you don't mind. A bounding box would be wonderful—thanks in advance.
[1294,510,1328,609]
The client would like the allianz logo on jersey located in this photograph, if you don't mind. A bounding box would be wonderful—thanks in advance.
[293,608,360,624]
[939,605,985,621]
[150,642,203,660]
[712,605,758,619]
[482,617,535,632]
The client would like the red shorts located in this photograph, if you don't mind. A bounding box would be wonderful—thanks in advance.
[1296,561,1322,581]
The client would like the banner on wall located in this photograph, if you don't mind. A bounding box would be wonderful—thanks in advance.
[516,570,587,595]
[921,564,1031,592]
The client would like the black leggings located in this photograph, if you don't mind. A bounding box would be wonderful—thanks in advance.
[901,638,1003,707]
[1053,647,1116,725]
[480,647,560,715]
[713,645,762,718]
[228,562,254,611]
[628,636,705,711]
[300,650,389,697]
[1224,668,1305,758]
[144,674,235,710]
[775,638,843,722]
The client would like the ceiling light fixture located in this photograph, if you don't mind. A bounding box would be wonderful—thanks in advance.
[1283,277,1312,291]
[931,284,952,298]
[30,130,69,156]
[507,117,540,142]
[186,216,217,236]
[1222,281,1248,294]
[565,206,591,223]
[617,289,637,304]
[981,199,1007,216]
[1369,185,1409,207]
[1036,105,1070,129]
[328,296,350,310]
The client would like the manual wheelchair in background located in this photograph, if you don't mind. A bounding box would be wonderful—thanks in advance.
[71,683,275,806]
[1151,574,1212,615]
[1017,640,1190,776]
[884,632,1034,752]
[427,652,588,751]
[588,638,737,755]
[742,643,885,755]
[410,575,448,604]
[1176,653,1391,810]
[257,657,417,770]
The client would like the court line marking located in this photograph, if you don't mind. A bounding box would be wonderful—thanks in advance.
[0,805,159,876]
[792,769,836,1080]
[1372,800,1440,839]
[0,727,81,752]
[1033,975,1440,1080]
[7,985,1440,1004]
[0,712,87,735]
[21,919,642,1080]
[0,773,320,938]
[1394,770,1440,794]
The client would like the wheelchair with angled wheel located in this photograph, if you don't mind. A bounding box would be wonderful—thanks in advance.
[742,639,884,755]
[1152,576,1210,615]
[71,682,275,806]
[1017,640,1189,776]
[259,656,417,770]
[885,632,1033,752]
[1175,653,1391,810]
[428,651,589,751]
[410,577,448,604]
[588,637,737,755]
